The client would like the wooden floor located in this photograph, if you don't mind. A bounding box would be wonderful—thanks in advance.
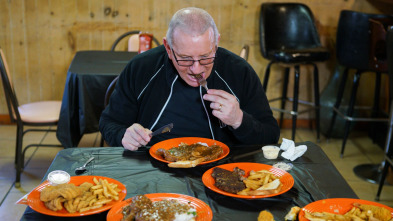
[0,125,392,220]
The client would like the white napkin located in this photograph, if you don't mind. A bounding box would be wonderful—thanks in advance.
[279,138,307,161]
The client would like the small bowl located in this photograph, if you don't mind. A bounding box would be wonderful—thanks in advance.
[47,170,70,185]
[262,145,280,159]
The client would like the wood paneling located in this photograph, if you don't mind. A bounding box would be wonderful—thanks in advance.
[0,0,386,120]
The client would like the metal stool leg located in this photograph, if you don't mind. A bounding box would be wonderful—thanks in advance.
[313,63,320,142]
[292,65,300,141]
[327,67,349,139]
[280,68,290,128]
[263,61,274,92]
[340,71,361,158]
[370,72,382,143]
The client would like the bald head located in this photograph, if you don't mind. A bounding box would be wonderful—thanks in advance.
[166,7,220,48]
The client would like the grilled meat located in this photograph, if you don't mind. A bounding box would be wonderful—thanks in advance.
[156,143,223,162]
[211,167,246,194]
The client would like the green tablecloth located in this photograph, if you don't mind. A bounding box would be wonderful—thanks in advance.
[21,141,357,220]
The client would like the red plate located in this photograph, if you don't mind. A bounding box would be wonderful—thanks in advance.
[202,162,294,199]
[149,137,230,165]
[106,193,213,221]
[299,198,393,220]
[27,175,127,217]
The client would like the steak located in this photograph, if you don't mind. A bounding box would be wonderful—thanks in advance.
[211,167,246,194]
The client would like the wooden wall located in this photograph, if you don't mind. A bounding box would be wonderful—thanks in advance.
[0,0,391,121]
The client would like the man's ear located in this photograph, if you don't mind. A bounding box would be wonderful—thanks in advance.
[163,37,172,59]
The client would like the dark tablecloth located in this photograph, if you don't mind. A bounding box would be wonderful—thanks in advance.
[21,141,357,221]
[56,51,137,148]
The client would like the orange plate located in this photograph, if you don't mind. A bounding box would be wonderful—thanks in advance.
[202,162,294,199]
[27,175,127,217]
[299,198,393,220]
[107,193,213,221]
[149,137,230,165]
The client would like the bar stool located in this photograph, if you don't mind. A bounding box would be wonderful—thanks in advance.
[259,3,330,141]
[326,10,393,158]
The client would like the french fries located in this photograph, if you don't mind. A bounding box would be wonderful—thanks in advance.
[41,177,122,214]
[304,203,393,221]
[237,170,282,196]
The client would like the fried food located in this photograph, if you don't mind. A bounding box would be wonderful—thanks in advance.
[284,206,301,221]
[304,203,393,221]
[237,170,282,196]
[258,210,275,221]
[44,196,65,211]
[40,183,83,202]
[40,178,121,213]
[354,203,392,221]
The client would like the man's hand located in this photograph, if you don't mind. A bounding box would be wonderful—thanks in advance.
[203,89,243,129]
[122,123,152,151]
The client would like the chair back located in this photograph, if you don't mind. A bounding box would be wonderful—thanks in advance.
[259,3,322,59]
[104,76,119,107]
[388,26,393,99]
[111,30,161,51]
[128,34,139,52]
[0,49,21,123]
[336,10,393,71]
[239,44,249,61]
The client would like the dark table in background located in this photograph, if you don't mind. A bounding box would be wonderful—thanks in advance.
[56,51,137,148]
[21,141,358,221]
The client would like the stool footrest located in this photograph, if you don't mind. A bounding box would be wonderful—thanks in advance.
[333,106,389,122]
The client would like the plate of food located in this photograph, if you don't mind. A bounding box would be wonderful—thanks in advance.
[202,162,294,199]
[27,175,127,217]
[149,137,230,168]
[299,198,393,221]
[106,193,213,221]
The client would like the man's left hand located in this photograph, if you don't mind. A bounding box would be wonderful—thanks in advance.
[203,89,243,129]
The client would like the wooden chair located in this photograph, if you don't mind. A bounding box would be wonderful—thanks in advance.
[111,30,161,51]
[0,49,63,187]
[239,44,249,61]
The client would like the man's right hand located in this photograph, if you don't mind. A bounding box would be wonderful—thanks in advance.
[121,123,152,151]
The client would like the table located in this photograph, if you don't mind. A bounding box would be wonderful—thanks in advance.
[56,51,137,148]
[21,141,357,220]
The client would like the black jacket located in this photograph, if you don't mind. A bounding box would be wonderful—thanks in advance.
[99,45,280,147]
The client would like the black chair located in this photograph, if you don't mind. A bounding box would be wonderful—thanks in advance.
[376,26,393,200]
[100,76,119,146]
[111,30,161,51]
[260,3,330,141]
[326,10,393,157]
[0,49,63,187]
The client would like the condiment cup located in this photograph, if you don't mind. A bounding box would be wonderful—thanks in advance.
[262,145,280,159]
[47,170,70,185]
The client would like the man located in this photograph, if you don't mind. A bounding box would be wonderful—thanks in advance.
[99,7,280,151]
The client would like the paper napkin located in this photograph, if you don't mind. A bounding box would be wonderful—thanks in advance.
[279,138,307,161]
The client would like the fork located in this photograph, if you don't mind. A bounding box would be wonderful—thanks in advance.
[195,74,209,91]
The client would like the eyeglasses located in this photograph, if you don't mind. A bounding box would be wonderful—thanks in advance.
[171,48,216,67]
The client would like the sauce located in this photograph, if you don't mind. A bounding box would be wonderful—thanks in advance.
[47,170,70,185]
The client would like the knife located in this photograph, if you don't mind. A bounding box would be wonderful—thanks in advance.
[150,123,174,137]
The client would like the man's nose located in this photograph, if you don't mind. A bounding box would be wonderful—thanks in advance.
[190,60,203,73]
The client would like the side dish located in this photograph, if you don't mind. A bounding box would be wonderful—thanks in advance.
[40,177,121,213]
[304,203,393,221]
[121,195,197,221]
[156,142,223,168]
[211,167,282,196]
